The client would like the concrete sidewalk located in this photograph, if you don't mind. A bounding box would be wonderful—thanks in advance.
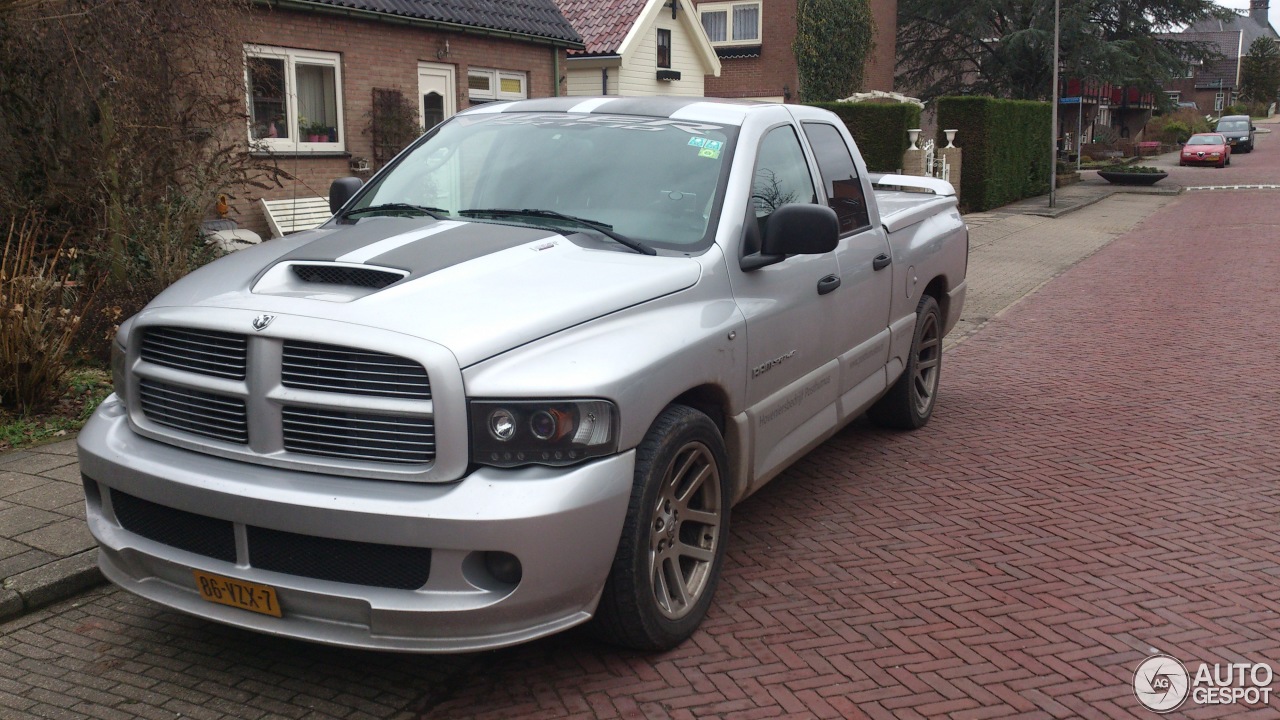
[0,175,1182,623]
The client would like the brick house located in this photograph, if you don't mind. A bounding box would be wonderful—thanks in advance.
[554,0,721,97]
[234,0,581,236]
[689,0,898,102]
[1161,0,1279,113]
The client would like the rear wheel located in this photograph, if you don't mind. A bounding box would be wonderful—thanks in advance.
[869,294,942,429]
[590,405,729,650]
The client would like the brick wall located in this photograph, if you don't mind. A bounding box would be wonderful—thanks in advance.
[695,0,897,101]
[230,6,568,237]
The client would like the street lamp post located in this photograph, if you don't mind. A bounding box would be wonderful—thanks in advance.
[1049,0,1060,208]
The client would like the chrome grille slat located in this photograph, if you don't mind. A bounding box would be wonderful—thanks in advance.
[282,407,434,465]
[141,328,247,380]
[282,341,430,399]
[139,379,248,444]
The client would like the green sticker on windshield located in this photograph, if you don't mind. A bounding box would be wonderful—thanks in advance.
[698,147,721,159]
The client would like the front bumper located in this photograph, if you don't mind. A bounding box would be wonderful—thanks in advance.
[78,396,635,652]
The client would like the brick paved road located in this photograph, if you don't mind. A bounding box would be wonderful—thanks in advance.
[4,199,1280,717]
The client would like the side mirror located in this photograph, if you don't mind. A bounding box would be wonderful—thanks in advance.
[329,177,364,214]
[762,204,839,255]
[741,204,839,271]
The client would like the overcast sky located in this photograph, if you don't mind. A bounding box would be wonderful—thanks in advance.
[1214,0,1280,31]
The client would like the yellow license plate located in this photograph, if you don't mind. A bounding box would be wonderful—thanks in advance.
[193,570,282,618]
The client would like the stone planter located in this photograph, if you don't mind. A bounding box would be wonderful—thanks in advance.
[1097,170,1167,186]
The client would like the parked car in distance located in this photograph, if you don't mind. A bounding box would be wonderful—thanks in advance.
[1215,115,1255,153]
[1180,133,1231,168]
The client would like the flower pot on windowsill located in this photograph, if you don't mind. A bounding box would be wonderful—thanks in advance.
[1097,169,1167,186]
[308,134,323,143]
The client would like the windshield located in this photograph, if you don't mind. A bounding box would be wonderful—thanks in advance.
[1187,135,1225,145]
[1216,120,1248,133]
[348,112,736,250]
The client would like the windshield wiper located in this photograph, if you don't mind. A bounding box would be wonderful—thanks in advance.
[459,208,656,256]
[340,203,447,220]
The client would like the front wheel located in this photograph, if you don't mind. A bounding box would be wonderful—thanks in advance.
[868,294,942,429]
[589,405,730,650]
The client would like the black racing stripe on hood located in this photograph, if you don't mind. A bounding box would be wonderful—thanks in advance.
[368,221,556,273]
[273,218,557,279]
[278,216,438,263]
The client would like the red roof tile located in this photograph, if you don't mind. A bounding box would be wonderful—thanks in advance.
[554,0,650,56]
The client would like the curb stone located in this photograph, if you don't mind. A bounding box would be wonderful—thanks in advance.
[0,548,103,622]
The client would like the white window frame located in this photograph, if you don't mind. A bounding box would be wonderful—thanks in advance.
[698,1,762,46]
[1214,91,1225,112]
[245,45,345,153]
[1165,91,1180,104]
[468,69,527,103]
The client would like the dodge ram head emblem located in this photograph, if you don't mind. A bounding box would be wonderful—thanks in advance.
[252,314,275,331]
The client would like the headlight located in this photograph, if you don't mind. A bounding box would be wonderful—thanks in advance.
[470,399,618,468]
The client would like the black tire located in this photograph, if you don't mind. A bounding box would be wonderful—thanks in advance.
[868,294,942,430]
[589,405,730,650]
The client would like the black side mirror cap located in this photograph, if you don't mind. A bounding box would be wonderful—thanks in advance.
[329,177,364,215]
[761,204,839,256]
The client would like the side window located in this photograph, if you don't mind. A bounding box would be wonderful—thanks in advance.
[751,126,817,227]
[802,122,870,233]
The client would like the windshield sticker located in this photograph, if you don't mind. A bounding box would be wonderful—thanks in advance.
[688,137,724,151]
[698,147,722,159]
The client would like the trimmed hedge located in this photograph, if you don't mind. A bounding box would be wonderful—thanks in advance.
[806,102,922,172]
[936,96,1052,212]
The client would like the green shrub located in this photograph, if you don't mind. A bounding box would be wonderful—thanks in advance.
[1160,121,1192,144]
[0,215,92,413]
[935,96,1052,212]
[805,102,923,172]
[1223,104,1249,116]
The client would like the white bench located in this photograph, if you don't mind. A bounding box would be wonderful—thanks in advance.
[260,196,332,238]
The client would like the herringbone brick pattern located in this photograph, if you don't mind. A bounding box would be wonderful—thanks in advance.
[2,193,1279,719]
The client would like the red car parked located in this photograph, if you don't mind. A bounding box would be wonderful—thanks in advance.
[1180,133,1231,168]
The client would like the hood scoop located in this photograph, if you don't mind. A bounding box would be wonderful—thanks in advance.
[291,264,405,289]
[253,262,408,303]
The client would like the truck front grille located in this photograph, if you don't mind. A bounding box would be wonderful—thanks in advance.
[111,490,237,563]
[108,490,431,590]
[247,525,431,590]
[282,407,435,465]
[282,341,431,399]
[141,327,246,379]
[139,380,249,444]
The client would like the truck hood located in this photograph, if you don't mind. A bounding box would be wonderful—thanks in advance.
[147,217,702,367]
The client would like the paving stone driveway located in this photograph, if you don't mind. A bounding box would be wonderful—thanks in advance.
[3,190,1279,719]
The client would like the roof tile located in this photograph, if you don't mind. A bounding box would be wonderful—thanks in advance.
[297,0,582,44]
[553,0,649,56]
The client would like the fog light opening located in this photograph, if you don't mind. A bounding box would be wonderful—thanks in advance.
[484,551,523,585]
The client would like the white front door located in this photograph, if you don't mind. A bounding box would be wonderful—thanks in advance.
[417,62,456,131]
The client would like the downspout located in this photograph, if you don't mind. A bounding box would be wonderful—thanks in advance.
[602,67,609,95]
[553,47,561,96]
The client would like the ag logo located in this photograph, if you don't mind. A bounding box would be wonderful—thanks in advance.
[1135,654,1190,713]
[252,314,275,331]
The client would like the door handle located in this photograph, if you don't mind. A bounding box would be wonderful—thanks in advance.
[817,274,841,295]
[873,254,892,271]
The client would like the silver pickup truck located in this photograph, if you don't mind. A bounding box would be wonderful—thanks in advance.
[78,97,967,653]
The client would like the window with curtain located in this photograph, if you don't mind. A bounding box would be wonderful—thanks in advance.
[731,4,759,41]
[244,45,344,151]
[657,29,672,69]
[698,2,760,45]
[701,10,727,42]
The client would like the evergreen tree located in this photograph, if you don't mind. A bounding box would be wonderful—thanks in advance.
[896,0,1236,101]
[1239,37,1280,105]
[794,0,875,101]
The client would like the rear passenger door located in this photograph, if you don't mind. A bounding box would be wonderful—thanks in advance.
[800,122,893,415]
